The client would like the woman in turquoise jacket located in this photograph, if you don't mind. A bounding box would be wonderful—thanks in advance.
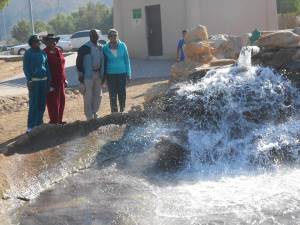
[103,29,131,113]
[23,35,51,132]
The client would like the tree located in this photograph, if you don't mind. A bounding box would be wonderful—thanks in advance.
[11,20,30,43]
[49,13,76,34]
[277,0,300,14]
[72,2,113,34]
[34,20,53,34]
[0,0,10,10]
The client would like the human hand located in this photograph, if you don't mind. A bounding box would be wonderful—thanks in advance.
[127,76,132,83]
[50,87,55,92]
[65,80,69,88]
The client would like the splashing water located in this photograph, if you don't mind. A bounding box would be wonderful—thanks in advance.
[19,56,300,224]
[237,46,260,68]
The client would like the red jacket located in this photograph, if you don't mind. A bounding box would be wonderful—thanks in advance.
[44,47,66,87]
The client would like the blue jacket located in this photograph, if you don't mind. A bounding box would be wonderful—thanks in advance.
[103,41,131,77]
[23,48,51,82]
[76,41,104,80]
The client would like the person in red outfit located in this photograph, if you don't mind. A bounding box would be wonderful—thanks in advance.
[43,34,67,124]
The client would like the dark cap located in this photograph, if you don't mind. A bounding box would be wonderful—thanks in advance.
[28,35,41,46]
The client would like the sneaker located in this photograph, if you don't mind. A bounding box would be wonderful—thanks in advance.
[26,128,32,133]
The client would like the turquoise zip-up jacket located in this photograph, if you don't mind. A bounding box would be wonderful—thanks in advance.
[103,41,131,77]
[23,48,51,82]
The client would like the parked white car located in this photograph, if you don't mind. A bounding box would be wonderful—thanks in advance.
[10,39,72,55]
[57,34,72,42]
[70,30,108,50]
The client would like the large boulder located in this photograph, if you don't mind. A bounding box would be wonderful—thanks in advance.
[184,41,214,63]
[209,34,250,59]
[253,47,300,69]
[184,25,209,43]
[256,31,300,49]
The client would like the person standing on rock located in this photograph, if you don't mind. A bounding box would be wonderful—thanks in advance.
[43,34,67,125]
[23,35,51,133]
[103,29,131,113]
[76,29,104,120]
[176,30,187,62]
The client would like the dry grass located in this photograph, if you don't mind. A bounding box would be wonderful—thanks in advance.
[0,60,23,81]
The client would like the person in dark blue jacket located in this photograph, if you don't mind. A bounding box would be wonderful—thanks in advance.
[23,35,51,133]
[103,29,131,113]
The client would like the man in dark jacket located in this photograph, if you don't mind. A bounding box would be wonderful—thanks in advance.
[76,29,104,120]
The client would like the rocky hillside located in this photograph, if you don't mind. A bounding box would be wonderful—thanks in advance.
[1,0,112,38]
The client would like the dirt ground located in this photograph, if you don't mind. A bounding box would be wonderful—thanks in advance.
[0,60,23,81]
[0,79,168,146]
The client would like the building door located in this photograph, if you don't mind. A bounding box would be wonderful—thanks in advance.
[145,4,163,56]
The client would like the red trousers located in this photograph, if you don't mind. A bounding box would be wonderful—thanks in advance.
[47,83,65,124]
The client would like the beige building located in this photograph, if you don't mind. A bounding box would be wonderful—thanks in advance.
[113,0,278,59]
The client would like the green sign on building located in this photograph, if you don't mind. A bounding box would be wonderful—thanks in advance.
[133,8,142,19]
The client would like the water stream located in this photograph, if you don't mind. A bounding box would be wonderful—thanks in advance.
[16,48,300,224]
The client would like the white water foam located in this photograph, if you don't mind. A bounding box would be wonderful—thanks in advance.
[19,49,300,225]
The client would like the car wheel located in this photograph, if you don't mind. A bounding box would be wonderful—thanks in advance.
[18,48,26,55]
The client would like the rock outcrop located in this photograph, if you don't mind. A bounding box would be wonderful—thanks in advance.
[184,25,209,43]
[256,31,300,49]
[252,30,300,86]
[171,25,237,83]
[209,34,250,59]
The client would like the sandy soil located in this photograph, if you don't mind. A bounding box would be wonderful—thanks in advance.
[0,79,168,146]
[0,60,23,81]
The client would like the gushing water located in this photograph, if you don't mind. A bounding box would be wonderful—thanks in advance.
[19,54,300,224]
[237,46,260,68]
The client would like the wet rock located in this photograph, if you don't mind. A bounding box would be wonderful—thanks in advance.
[6,111,146,154]
[155,133,189,172]
[256,31,300,49]
[144,83,169,105]
[184,25,209,43]
[252,46,300,85]
[250,144,299,167]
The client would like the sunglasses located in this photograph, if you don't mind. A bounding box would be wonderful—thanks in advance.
[109,34,117,37]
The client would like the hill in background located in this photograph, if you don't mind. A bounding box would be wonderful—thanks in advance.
[1,0,112,39]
